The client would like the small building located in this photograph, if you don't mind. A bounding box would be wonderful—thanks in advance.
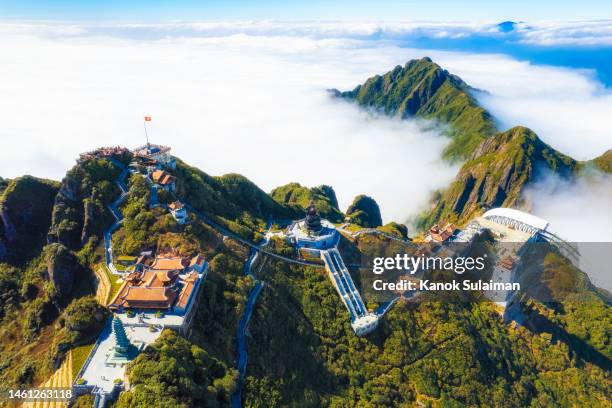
[151,170,176,192]
[189,254,207,273]
[498,256,515,271]
[425,223,457,243]
[168,201,188,224]
[132,144,176,169]
[286,202,339,253]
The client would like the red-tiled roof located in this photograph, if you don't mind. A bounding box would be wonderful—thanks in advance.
[151,170,175,186]
[169,201,184,211]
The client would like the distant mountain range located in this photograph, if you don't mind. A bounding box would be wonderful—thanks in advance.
[333,57,612,227]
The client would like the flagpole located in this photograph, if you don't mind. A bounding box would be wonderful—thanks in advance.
[143,117,150,147]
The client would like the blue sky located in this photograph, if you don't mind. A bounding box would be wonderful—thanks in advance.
[2,0,612,21]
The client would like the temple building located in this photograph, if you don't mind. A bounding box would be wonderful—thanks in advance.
[109,254,207,312]
[151,170,176,192]
[169,201,188,224]
[425,223,457,243]
[286,202,339,256]
[109,270,180,310]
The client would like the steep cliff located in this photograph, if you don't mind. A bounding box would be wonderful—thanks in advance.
[420,126,578,227]
[346,194,383,227]
[270,182,344,222]
[0,176,60,262]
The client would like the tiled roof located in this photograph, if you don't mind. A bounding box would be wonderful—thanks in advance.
[149,257,186,271]
[169,201,184,211]
[189,254,206,267]
[151,170,175,186]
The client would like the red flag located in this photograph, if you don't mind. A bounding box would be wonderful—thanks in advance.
[144,116,152,121]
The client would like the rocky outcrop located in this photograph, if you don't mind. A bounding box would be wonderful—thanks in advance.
[80,197,95,246]
[45,243,79,297]
[346,195,383,228]
[0,205,17,243]
[0,176,59,262]
[270,182,344,222]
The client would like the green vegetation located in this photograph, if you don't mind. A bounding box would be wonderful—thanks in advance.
[115,330,238,408]
[270,182,343,222]
[73,393,94,407]
[334,57,610,233]
[590,149,612,173]
[113,174,166,255]
[0,176,60,262]
[334,57,497,161]
[0,157,119,392]
[57,296,108,346]
[173,161,292,234]
[345,194,382,227]
[72,342,95,380]
[0,145,609,408]
[242,248,610,407]
[48,158,121,251]
[190,248,255,363]
[419,126,579,228]
[376,222,409,240]
[0,255,95,389]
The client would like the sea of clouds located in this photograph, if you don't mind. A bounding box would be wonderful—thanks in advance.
[0,21,610,247]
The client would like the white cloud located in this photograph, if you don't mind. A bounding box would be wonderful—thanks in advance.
[524,171,612,290]
[0,32,457,225]
[516,20,612,46]
[427,53,612,160]
[0,22,610,233]
[2,20,611,46]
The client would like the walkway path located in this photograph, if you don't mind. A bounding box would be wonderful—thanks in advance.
[185,205,323,269]
[231,224,271,408]
[103,160,130,275]
[93,266,112,306]
[321,248,368,320]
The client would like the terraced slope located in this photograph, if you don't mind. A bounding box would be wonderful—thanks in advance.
[23,351,72,408]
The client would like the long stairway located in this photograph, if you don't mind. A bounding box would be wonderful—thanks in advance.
[320,249,378,336]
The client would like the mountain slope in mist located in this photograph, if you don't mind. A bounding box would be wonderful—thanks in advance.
[332,57,497,160]
[336,57,611,230]
[420,126,579,227]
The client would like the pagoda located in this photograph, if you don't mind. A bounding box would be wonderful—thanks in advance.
[304,201,323,234]
[106,316,137,365]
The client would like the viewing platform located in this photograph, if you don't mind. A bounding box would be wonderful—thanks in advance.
[286,202,339,257]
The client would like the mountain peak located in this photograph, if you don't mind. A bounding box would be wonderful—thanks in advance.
[497,21,518,33]
[333,57,496,160]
